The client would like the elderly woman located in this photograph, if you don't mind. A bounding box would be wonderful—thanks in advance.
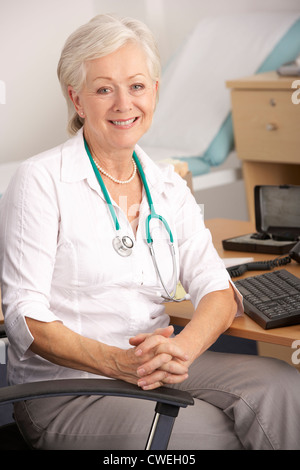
[0,14,300,450]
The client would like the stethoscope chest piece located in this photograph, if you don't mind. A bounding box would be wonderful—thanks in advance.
[113,235,134,257]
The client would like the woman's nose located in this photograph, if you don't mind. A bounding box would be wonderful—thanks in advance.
[113,88,132,112]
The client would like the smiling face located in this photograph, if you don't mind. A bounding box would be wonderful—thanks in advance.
[68,41,158,157]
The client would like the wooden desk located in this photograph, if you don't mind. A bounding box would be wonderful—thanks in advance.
[166,218,300,348]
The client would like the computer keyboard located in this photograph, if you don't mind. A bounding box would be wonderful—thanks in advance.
[234,269,300,329]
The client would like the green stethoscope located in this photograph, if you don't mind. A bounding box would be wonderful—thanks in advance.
[84,138,186,302]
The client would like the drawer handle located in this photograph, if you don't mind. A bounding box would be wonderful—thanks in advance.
[266,123,277,131]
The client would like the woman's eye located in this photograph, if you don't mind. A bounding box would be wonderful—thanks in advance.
[131,84,145,92]
[97,87,111,95]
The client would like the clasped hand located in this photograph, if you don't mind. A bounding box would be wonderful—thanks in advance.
[125,325,190,390]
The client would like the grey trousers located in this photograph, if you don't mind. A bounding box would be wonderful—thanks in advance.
[14,351,300,450]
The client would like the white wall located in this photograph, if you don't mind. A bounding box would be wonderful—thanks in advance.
[0,0,95,162]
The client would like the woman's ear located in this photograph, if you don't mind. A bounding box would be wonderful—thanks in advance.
[68,86,85,118]
[152,81,159,110]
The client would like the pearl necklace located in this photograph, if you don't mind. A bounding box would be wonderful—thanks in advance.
[92,157,137,184]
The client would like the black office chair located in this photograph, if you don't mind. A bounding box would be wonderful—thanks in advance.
[0,324,193,450]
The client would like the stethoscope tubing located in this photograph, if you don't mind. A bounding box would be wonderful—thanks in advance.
[84,138,187,302]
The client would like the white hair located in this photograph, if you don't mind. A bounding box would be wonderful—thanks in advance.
[57,14,161,135]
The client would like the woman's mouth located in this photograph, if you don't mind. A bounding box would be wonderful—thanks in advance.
[109,117,139,128]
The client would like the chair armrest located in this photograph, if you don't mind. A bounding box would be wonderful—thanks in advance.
[0,378,193,409]
[0,378,193,450]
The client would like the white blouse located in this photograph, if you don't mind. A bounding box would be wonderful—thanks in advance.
[0,129,242,385]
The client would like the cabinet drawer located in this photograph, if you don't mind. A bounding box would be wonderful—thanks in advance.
[231,89,300,163]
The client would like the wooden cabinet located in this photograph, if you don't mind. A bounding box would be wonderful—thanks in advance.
[227,72,300,222]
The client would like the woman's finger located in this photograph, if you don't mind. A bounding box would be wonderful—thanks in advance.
[134,333,187,361]
[137,369,168,390]
[137,349,189,378]
[137,338,189,365]
[138,368,189,390]
[158,358,189,376]
[129,325,174,347]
